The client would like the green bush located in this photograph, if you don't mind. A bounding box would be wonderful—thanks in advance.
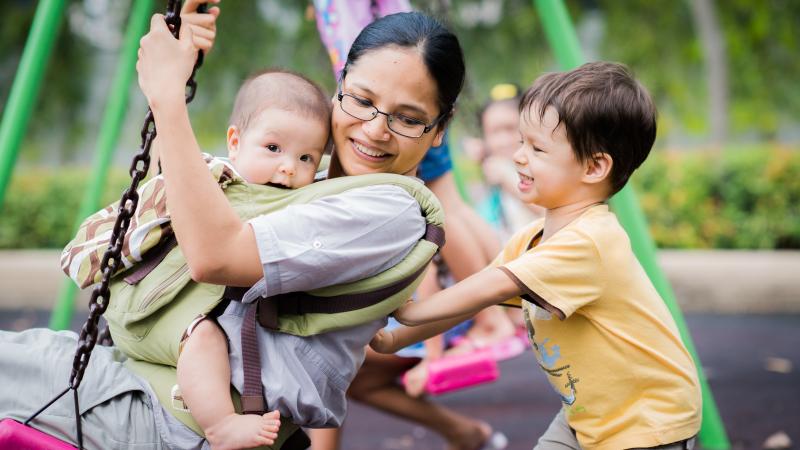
[0,168,132,249]
[1,146,799,249]
[632,145,800,249]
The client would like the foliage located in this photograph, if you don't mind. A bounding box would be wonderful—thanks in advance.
[632,145,800,249]
[590,0,800,139]
[2,146,798,250]
[2,1,798,165]
[0,168,131,249]
[1,1,91,161]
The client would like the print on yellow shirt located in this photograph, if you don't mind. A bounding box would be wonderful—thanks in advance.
[523,305,580,407]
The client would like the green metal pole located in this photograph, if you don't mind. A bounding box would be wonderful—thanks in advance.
[50,0,155,330]
[0,0,67,210]
[533,0,730,448]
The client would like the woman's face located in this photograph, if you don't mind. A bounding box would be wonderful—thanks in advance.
[332,46,445,176]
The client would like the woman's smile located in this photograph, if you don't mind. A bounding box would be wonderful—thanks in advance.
[331,47,442,176]
[351,137,391,161]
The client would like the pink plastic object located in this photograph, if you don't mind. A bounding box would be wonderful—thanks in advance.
[0,419,77,450]
[450,335,529,362]
[409,351,499,395]
[485,336,528,361]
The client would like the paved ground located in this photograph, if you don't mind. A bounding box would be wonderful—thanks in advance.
[0,310,797,450]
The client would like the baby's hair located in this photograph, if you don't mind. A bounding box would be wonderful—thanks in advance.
[229,68,332,137]
[520,62,657,195]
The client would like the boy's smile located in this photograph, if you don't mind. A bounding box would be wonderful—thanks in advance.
[513,105,587,209]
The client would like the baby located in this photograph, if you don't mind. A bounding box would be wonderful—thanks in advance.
[176,68,330,450]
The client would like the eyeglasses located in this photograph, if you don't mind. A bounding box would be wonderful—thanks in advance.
[337,91,444,139]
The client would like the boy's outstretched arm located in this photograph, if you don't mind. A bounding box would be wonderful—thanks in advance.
[371,268,520,354]
[395,267,520,326]
[370,311,474,355]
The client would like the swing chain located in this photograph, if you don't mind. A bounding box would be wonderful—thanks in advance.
[68,0,206,391]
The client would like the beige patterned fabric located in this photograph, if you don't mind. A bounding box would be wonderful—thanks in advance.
[61,154,240,289]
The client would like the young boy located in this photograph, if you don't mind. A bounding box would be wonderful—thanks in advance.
[371,62,702,449]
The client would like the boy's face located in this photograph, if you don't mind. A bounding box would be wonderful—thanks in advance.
[512,105,589,209]
[228,108,327,188]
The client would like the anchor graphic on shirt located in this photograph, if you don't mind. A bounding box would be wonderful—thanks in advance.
[523,307,579,405]
[536,338,579,405]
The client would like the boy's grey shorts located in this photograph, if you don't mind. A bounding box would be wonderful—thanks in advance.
[534,409,697,450]
[0,328,165,449]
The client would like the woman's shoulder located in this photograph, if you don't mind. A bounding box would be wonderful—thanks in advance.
[328,182,423,217]
[321,178,422,204]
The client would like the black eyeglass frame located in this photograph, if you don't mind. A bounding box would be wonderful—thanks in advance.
[337,91,447,139]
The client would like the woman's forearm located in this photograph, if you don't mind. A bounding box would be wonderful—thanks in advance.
[151,101,262,285]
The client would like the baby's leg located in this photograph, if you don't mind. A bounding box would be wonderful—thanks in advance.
[177,319,280,450]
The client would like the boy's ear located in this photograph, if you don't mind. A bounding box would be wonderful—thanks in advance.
[583,152,613,185]
[226,125,240,159]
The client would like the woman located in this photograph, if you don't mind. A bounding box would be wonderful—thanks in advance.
[0,3,494,450]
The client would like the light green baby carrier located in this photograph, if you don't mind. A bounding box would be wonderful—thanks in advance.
[62,157,444,449]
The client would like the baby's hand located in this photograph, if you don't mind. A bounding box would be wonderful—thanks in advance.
[137,15,198,107]
[369,329,397,354]
[181,0,220,53]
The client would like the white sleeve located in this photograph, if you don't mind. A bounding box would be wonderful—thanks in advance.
[245,184,426,298]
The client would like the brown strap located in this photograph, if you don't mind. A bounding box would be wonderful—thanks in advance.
[229,224,445,420]
[240,302,265,414]
[225,224,444,328]
[123,235,178,285]
[424,223,446,248]
[255,261,427,329]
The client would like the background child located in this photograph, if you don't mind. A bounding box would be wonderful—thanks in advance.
[371,61,702,449]
[477,83,544,240]
[177,68,330,450]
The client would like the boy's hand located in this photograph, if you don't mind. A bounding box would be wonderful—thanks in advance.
[369,329,398,354]
[402,361,429,398]
[137,14,198,109]
[392,298,415,326]
[181,0,220,53]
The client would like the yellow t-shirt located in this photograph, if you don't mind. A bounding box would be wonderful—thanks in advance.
[495,204,701,449]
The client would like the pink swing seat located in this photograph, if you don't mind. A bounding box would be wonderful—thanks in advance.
[0,419,77,450]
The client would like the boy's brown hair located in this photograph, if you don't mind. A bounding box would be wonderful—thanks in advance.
[230,68,332,144]
[520,61,656,195]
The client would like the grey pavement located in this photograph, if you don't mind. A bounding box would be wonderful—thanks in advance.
[2,250,799,313]
[1,249,798,449]
[0,310,797,449]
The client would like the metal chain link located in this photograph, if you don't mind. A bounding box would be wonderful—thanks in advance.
[69,0,206,391]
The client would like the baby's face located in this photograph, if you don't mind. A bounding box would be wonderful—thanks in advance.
[228,108,327,188]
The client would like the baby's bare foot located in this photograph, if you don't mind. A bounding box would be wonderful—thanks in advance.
[205,410,280,450]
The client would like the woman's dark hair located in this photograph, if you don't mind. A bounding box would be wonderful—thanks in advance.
[342,12,465,125]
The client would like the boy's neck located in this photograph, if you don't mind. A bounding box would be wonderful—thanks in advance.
[541,197,607,241]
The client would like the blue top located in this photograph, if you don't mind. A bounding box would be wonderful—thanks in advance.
[417,132,452,182]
